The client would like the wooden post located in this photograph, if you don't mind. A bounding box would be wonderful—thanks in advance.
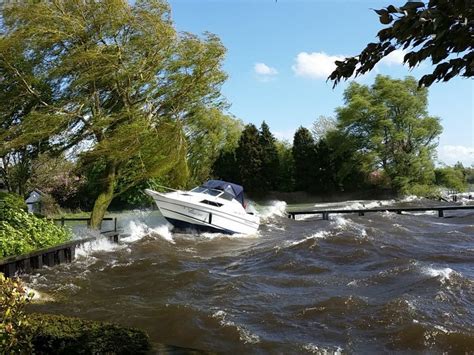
[21,258,31,273]
[438,209,444,217]
[44,252,55,267]
[397,210,402,215]
[70,245,76,261]
[322,212,329,220]
[358,212,365,216]
[32,255,43,269]
[61,217,65,227]
[114,217,117,232]
[57,249,66,264]
[6,263,16,277]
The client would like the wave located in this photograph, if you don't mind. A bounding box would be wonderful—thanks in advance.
[75,237,123,258]
[250,200,287,220]
[121,220,175,244]
[288,231,330,247]
[421,266,456,285]
[302,343,343,354]
[212,310,260,344]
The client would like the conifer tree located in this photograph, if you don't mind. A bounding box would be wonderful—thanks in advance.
[259,121,279,192]
[236,124,263,193]
[292,127,316,191]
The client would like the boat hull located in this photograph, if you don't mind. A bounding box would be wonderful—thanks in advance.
[147,190,259,235]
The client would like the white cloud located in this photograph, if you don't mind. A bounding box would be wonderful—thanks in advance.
[292,49,408,81]
[273,128,296,142]
[437,145,474,166]
[254,62,278,76]
[292,52,344,80]
[379,49,407,66]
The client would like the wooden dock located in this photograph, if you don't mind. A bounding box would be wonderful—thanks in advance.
[287,205,474,220]
[0,217,121,277]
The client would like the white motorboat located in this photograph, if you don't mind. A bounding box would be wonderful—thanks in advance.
[144,180,260,235]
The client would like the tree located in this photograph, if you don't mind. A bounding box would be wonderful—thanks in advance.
[322,130,369,192]
[311,115,336,143]
[329,0,473,87]
[212,150,239,184]
[336,75,442,193]
[28,153,82,207]
[235,124,263,193]
[259,121,279,192]
[0,0,227,228]
[275,140,294,192]
[186,109,242,186]
[435,166,467,192]
[292,127,316,191]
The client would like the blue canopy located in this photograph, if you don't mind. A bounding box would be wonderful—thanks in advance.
[203,180,245,206]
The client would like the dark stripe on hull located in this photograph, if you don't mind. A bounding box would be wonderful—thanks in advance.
[165,217,234,235]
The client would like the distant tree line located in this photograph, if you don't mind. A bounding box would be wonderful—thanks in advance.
[213,75,472,197]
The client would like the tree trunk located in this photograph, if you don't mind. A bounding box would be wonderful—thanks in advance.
[90,161,116,229]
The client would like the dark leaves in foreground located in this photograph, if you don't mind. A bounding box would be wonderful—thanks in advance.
[329,0,473,87]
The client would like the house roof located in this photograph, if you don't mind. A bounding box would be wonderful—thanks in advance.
[25,189,45,204]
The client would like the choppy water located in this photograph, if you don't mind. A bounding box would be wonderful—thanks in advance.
[26,197,474,353]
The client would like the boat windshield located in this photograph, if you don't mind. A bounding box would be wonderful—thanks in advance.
[191,186,234,201]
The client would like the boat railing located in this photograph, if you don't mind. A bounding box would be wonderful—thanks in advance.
[149,184,181,193]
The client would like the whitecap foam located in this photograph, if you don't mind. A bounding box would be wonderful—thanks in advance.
[313,199,395,211]
[75,238,122,257]
[26,287,54,303]
[253,200,287,219]
[330,215,349,228]
[303,343,343,354]
[289,231,330,247]
[121,220,175,244]
[212,310,260,344]
[400,195,423,203]
[196,229,260,241]
[422,266,456,284]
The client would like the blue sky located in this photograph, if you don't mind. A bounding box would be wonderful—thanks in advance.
[168,0,473,166]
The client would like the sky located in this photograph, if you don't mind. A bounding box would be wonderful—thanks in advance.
[168,0,473,166]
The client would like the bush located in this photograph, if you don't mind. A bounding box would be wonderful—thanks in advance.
[0,194,71,258]
[1,275,150,354]
[0,273,34,353]
[401,184,440,199]
[29,313,151,354]
[0,192,27,212]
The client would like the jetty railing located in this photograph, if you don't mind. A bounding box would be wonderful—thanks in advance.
[53,216,118,233]
[0,217,121,277]
[287,205,474,220]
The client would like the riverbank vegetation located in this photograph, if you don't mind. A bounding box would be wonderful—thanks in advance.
[0,193,70,258]
[0,274,150,353]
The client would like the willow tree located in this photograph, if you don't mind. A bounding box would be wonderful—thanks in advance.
[336,75,442,193]
[0,0,227,227]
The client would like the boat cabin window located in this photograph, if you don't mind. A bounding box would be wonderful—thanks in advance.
[218,192,234,201]
[200,200,223,207]
[191,186,234,200]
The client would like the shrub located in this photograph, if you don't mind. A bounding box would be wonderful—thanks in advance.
[29,313,151,354]
[0,194,71,258]
[0,273,34,353]
[0,192,27,212]
[401,184,440,199]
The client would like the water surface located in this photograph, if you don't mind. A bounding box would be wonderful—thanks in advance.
[27,197,474,353]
